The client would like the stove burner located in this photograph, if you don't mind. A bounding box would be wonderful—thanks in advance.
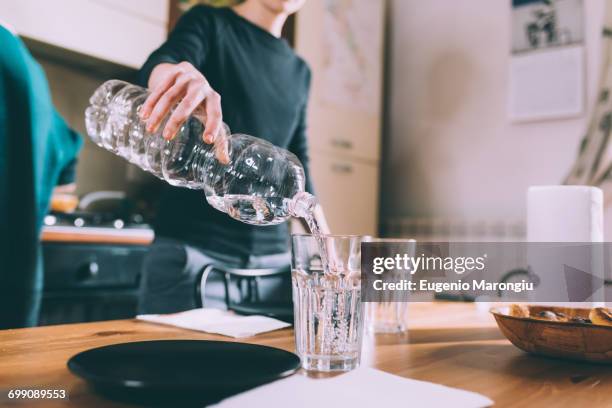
[45,211,146,229]
[44,215,57,226]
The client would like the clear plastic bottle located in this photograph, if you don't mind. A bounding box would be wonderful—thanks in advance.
[85,80,317,225]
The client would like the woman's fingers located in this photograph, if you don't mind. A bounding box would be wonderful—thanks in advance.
[140,68,180,120]
[146,78,191,133]
[214,133,230,165]
[213,123,231,164]
[140,62,225,147]
[202,91,222,144]
[162,85,206,140]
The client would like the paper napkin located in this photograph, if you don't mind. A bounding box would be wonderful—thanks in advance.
[212,367,493,408]
[136,308,291,338]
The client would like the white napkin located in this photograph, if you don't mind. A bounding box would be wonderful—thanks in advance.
[136,308,291,338]
[212,367,493,408]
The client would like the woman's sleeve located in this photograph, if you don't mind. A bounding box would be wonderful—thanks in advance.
[138,6,211,86]
[52,109,82,186]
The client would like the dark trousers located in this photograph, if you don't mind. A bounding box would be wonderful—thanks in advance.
[138,237,291,315]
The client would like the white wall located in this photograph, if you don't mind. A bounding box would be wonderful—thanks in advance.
[383,0,605,223]
[40,59,132,195]
[40,59,156,196]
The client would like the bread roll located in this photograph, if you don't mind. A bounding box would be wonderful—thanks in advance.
[509,304,530,318]
[589,308,612,327]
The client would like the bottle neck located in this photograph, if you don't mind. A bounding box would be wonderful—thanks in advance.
[288,191,317,219]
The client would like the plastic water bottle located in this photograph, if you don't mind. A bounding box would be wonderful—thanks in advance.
[85,80,317,225]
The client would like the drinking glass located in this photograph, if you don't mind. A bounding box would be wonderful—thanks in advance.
[291,235,364,372]
[366,301,409,333]
[365,239,415,333]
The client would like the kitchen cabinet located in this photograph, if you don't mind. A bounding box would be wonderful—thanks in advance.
[295,0,385,235]
[306,102,382,162]
[40,241,148,325]
[295,0,385,162]
[310,149,379,235]
[0,0,169,69]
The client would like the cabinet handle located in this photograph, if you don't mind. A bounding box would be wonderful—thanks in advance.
[332,163,353,173]
[331,138,353,149]
[78,261,99,281]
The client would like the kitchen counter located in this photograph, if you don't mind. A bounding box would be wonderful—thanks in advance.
[1,302,611,407]
[41,225,154,245]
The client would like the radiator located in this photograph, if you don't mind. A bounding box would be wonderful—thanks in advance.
[382,217,527,242]
[381,217,528,301]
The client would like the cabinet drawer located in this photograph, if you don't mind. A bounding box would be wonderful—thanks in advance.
[42,243,147,290]
[295,0,384,162]
[310,151,379,235]
[307,106,382,162]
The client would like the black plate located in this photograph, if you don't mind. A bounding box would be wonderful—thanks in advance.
[68,340,300,406]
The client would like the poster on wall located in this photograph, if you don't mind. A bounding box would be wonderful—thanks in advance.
[508,0,585,122]
[565,22,612,188]
[320,0,384,115]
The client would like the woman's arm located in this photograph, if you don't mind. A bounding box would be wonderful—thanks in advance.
[137,6,223,144]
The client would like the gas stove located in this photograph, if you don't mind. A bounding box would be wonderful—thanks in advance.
[39,191,156,325]
[42,211,154,246]
[44,211,146,229]
[45,190,154,231]
[40,210,154,326]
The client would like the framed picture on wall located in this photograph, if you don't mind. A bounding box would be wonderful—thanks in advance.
[511,0,584,53]
[508,0,585,122]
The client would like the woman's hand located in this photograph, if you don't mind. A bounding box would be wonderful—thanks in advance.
[139,62,223,143]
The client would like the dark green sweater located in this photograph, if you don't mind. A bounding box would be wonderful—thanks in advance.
[139,5,313,257]
[0,26,82,327]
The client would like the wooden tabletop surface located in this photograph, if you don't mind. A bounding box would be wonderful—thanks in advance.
[1,302,611,407]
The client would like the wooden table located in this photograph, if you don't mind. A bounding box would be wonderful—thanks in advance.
[1,302,610,407]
